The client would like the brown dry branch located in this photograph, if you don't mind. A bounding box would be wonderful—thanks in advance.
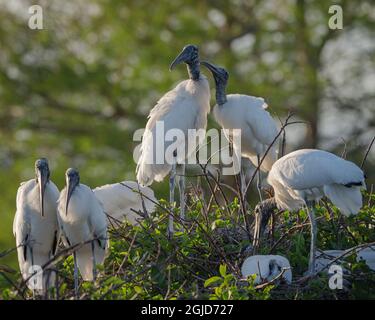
[361,135,375,169]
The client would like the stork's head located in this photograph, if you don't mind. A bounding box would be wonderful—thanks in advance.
[268,259,283,280]
[252,198,277,252]
[200,61,228,87]
[169,45,200,80]
[65,168,80,216]
[35,158,50,217]
[200,61,228,105]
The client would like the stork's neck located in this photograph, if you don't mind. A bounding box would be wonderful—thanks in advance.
[187,59,200,81]
[216,82,227,105]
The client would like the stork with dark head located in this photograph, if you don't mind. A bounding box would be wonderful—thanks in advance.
[136,45,211,237]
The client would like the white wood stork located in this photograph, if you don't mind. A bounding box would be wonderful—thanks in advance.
[136,45,211,236]
[57,168,108,298]
[13,158,59,295]
[93,181,157,226]
[241,255,292,285]
[201,61,278,201]
[253,149,366,275]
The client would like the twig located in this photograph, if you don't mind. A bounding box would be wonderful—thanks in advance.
[361,135,375,169]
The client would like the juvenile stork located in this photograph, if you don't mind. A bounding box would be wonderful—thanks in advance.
[136,45,211,236]
[253,149,366,275]
[13,158,59,294]
[201,61,278,201]
[57,168,108,298]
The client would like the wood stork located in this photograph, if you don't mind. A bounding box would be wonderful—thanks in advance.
[136,45,211,236]
[57,168,108,298]
[201,61,278,201]
[93,181,157,226]
[253,149,366,275]
[13,158,59,295]
[241,255,292,285]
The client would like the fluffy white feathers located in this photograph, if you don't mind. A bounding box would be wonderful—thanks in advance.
[93,181,157,225]
[213,94,278,172]
[241,255,292,285]
[268,149,365,215]
[136,76,210,186]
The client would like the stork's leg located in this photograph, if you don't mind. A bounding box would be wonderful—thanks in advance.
[73,251,79,299]
[257,155,263,202]
[252,210,261,254]
[91,241,97,281]
[168,157,177,238]
[240,168,247,210]
[306,203,317,275]
[178,163,186,222]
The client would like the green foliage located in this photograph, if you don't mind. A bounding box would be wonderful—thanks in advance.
[0,0,374,300]
[204,265,273,300]
[1,192,374,300]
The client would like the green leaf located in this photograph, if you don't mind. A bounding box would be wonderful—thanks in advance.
[134,286,143,294]
[204,276,222,288]
[219,264,227,277]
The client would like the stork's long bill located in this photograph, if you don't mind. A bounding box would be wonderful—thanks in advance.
[169,47,191,71]
[65,171,79,216]
[37,167,48,218]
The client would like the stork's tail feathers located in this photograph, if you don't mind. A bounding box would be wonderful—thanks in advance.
[324,184,364,216]
[136,161,171,186]
[136,162,153,187]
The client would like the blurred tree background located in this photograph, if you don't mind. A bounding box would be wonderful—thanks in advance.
[0,0,374,273]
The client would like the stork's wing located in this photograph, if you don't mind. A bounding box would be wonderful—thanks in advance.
[270,149,365,190]
[13,182,28,236]
[137,81,206,185]
[13,183,32,272]
[243,96,278,146]
[146,80,190,130]
[88,193,108,248]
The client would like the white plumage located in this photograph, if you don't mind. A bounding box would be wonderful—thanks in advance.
[315,247,375,273]
[241,255,292,285]
[356,246,375,271]
[93,181,157,225]
[57,169,108,283]
[213,94,278,172]
[136,76,210,185]
[268,149,366,215]
[13,159,59,293]
[315,250,346,273]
